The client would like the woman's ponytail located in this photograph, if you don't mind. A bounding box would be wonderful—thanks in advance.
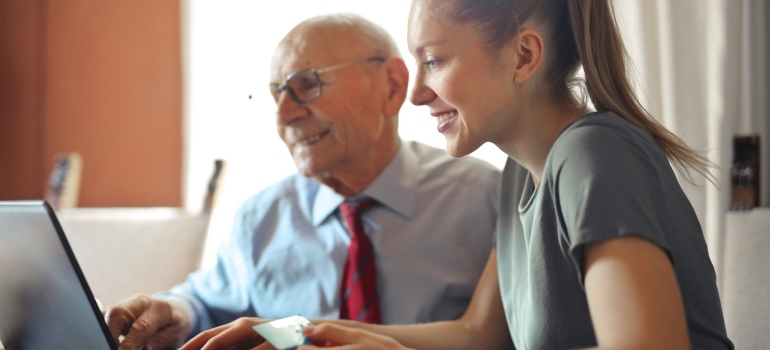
[566,0,715,185]
[443,0,715,185]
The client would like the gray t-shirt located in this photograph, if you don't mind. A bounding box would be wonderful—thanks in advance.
[496,112,733,349]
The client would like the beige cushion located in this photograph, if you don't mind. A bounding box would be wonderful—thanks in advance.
[722,208,770,348]
[58,208,209,307]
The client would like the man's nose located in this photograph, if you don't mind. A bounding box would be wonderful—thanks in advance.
[275,90,307,125]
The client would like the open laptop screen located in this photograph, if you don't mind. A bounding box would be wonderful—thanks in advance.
[0,201,117,349]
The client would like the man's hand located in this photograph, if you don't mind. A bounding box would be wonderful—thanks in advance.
[104,294,192,350]
[299,323,411,350]
[179,317,271,350]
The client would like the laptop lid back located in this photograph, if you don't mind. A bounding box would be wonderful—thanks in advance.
[0,201,117,349]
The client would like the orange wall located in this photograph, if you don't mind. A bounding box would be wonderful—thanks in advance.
[0,0,46,201]
[0,0,182,207]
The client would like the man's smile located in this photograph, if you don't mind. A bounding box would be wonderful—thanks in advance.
[293,129,331,147]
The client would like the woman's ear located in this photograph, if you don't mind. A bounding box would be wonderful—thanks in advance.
[510,28,544,84]
[382,57,409,117]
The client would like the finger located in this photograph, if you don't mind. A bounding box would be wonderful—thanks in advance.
[104,306,133,345]
[179,324,230,350]
[143,325,184,350]
[119,306,167,350]
[298,344,357,350]
[251,340,278,350]
[301,324,361,345]
[181,318,269,350]
[104,296,152,345]
[199,324,264,350]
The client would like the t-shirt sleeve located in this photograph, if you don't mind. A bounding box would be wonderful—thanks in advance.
[550,123,672,280]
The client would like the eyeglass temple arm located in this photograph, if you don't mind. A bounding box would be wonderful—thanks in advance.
[316,56,386,74]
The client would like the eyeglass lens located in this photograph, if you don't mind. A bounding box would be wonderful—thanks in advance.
[270,69,321,103]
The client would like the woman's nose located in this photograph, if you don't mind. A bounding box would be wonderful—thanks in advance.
[409,71,436,106]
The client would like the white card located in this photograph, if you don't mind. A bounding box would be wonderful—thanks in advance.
[252,315,314,350]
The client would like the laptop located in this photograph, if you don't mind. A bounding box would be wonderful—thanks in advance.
[0,201,118,349]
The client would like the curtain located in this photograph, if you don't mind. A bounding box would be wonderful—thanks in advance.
[613,0,768,287]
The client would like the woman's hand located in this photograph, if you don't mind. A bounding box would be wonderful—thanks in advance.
[299,323,411,350]
[178,317,271,350]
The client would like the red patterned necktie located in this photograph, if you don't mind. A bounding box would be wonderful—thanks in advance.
[338,198,381,324]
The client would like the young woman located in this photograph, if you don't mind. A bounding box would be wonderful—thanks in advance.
[181,0,733,348]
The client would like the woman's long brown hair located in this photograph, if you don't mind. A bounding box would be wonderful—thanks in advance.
[440,0,714,185]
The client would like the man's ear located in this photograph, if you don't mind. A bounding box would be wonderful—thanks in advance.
[382,57,409,117]
[510,28,544,84]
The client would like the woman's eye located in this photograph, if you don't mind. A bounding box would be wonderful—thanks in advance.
[423,60,440,69]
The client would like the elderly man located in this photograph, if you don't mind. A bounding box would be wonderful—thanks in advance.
[104,13,500,350]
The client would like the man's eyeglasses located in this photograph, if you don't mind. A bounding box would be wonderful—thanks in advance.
[270,56,386,104]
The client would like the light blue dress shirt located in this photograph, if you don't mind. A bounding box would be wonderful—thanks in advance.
[164,141,500,336]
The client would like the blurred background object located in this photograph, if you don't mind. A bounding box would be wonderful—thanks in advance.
[58,207,210,307]
[722,208,770,349]
[202,159,225,215]
[45,152,82,210]
[730,135,760,210]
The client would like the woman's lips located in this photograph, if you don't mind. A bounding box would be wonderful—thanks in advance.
[432,110,458,133]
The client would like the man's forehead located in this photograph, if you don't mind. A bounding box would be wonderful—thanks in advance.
[271,25,372,79]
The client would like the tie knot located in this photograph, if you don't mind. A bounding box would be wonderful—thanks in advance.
[339,198,376,218]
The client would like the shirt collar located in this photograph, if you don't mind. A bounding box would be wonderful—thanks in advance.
[311,141,417,227]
